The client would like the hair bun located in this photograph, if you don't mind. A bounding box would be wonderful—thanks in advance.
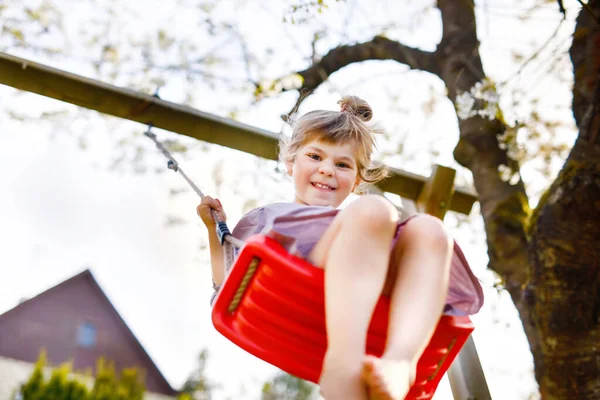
[338,95,373,122]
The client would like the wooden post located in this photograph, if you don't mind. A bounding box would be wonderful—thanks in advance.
[416,165,491,400]
[447,336,491,400]
[416,165,456,219]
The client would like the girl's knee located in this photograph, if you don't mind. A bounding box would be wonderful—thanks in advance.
[403,214,452,250]
[347,195,399,231]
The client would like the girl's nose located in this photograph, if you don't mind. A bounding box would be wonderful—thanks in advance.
[318,162,334,176]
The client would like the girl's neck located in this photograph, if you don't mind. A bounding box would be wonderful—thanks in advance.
[292,196,339,208]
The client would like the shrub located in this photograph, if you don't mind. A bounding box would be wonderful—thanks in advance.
[19,351,145,400]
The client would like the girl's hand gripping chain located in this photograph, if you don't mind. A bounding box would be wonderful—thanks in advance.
[197,196,227,229]
[197,196,228,287]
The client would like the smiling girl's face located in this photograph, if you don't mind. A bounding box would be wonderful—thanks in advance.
[287,139,361,208]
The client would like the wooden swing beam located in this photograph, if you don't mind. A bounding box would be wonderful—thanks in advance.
[0,52,490,399]
[0,52,477,215]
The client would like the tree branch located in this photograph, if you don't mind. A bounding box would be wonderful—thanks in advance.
[453,118,531,295]
[581,79,600,145]
[273,36,440,118]
[576,0,600,26]
[435,1,531,301]
[270,35,441,119]
[296,36,440,91]
[570,0,600,127]
[438,0,479,53]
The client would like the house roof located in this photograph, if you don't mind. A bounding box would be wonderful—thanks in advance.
[0,270,177,396]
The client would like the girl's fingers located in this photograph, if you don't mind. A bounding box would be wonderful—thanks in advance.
[199,197,224,216]
[203,197,218,208]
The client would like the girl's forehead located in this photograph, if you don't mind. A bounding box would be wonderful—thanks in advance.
[302,139,358,157]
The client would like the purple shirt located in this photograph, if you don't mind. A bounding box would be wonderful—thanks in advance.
[220,202,484,315]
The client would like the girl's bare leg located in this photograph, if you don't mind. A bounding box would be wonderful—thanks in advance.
[361,215,453,400]
[309,195,398,400]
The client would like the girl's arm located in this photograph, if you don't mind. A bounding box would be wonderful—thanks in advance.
[197,196,227,286]
[207,225,225,286]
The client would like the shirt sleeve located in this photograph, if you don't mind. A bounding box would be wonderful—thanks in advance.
[231,207,264,242]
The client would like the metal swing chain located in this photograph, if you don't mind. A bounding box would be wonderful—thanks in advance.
[143,124,244,250]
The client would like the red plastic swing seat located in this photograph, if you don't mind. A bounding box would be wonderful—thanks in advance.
[212,235,474,400]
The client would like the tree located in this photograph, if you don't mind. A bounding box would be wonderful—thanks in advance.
[265,1,599,398]
[178,349,218,400]
[19,351,146,400]
[20,351,48,400]
[261,370,318,400]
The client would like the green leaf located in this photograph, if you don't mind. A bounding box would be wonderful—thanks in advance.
[7,28,25,43]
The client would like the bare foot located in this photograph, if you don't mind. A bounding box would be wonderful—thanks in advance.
[319,353,368,400]
[361,355,414,400]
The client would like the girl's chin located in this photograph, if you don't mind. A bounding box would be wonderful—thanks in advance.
[307,197,339,207]
[296,191,344,207]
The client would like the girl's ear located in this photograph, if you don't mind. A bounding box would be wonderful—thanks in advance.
[286,161,294,176]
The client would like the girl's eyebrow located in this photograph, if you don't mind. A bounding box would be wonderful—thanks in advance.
[337,156,355,165]
[305,146,356,165]
[304,145,323,153]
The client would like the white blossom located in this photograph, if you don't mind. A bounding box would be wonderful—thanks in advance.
[471,81,484,98]
[509,171,521,185]
[498,164,512,182]
[456,79,500,121]
[482,89,499,104]
[498,164,521,185]
[506,145,521,161]
[478,101,499,120]
[456,91,476,120]
[497,129,521,161]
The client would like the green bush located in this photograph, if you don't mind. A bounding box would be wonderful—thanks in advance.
[19,351,145,400]
[261,371,318,400]
[20,351,46,400]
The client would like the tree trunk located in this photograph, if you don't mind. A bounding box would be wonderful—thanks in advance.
[434,0,541,369]
[527,2,600,397]
[529,138,600,398]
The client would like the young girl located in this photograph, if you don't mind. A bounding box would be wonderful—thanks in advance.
[197,96,483,400]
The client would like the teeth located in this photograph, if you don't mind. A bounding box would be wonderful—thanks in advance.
[313,183,333,190]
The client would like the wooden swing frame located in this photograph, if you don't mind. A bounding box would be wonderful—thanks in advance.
[0,51,490,400]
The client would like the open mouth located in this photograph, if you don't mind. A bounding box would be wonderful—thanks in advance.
[311,182,335,191]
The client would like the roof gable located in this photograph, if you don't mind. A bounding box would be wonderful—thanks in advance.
[0,270,176,396]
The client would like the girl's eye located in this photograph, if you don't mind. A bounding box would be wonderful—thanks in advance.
[336,163,350,168]
[308,153,321,160]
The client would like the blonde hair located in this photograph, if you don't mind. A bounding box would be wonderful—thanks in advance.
[280,95,388,189]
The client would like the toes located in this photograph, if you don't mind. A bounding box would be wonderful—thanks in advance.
[362,357,387,399]
[362,357,411,400]
[362,355,379,375]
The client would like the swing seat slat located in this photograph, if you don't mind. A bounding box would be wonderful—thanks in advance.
[212,235,474,400]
